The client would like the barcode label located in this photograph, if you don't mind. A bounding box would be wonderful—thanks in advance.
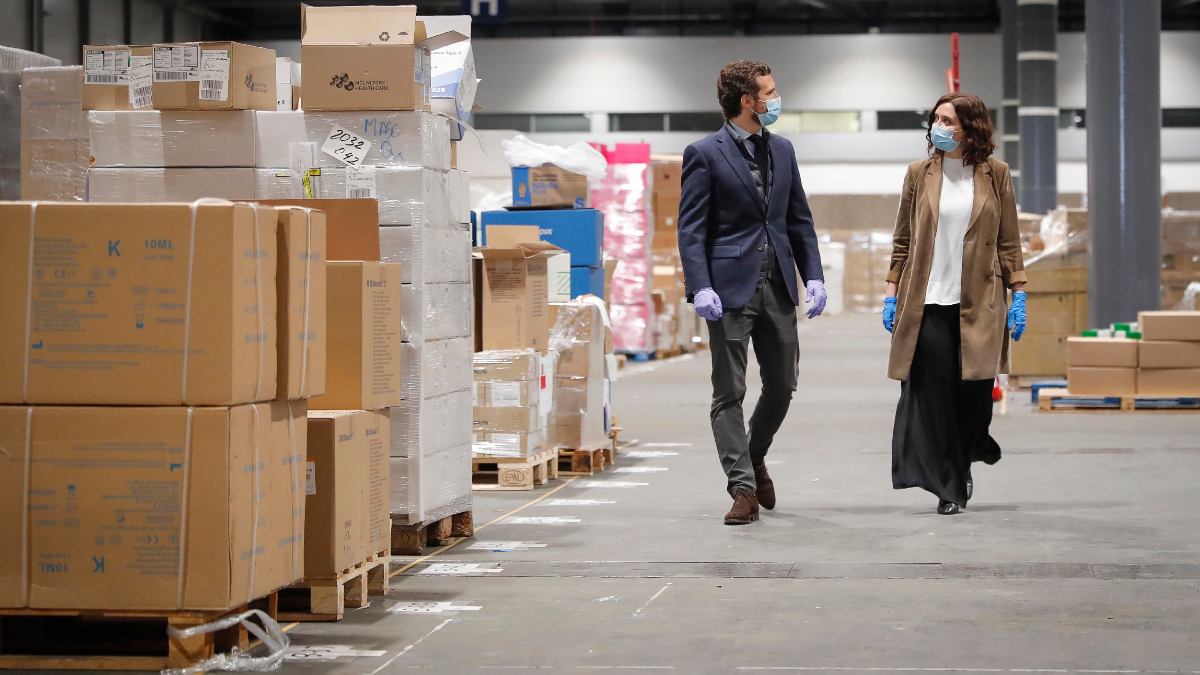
[84,48,131,85]
[155,70,190,81]
[128,55,153,108]
[85,73,122,84]
[153,45,199,82]
[130,85,153,108]
[345,166,377,199]
[200,80,225,101]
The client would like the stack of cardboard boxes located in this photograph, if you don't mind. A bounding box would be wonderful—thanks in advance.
[593,143,655,353]
[1162,211,1200,310]
[2,46,61,199]
[549,300,614,451]
[0,201,325,611]
[472,350,554,459]
[1066,312,1200,397]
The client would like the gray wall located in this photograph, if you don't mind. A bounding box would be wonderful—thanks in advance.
[1,0,203,63]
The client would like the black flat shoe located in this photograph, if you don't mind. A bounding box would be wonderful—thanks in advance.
[937,500,961,515]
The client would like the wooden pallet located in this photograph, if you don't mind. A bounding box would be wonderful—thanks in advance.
[0,593,279,671]
[391,510,475,556]
[558,446,609,475]
[472,448,560,490]
[1038,388,1200,412]
[277,551,391,622]
[655,346,684,360]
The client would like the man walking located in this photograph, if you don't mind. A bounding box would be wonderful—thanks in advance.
[678,60,827,525]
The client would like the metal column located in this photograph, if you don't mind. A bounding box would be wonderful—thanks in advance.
[1086,0,1162,326]
[1017,0,1057,214]
[1000,0,1019,190]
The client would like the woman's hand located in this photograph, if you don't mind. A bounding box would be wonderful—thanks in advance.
[1008,290,1027,341]
[882,297,897,334]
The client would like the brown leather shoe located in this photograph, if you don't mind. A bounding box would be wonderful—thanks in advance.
[724,489,760,525]
[754,464,776,511]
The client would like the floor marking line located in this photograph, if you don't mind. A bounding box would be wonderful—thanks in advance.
[633,582,672,616]
[391,477,579,578]
[368,618,454,674]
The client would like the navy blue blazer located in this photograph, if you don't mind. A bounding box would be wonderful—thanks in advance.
[677,127,824,310]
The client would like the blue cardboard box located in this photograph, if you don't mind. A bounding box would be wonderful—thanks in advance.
[511,166,589,209]
[480,209,604,268]
[571,265,605,300]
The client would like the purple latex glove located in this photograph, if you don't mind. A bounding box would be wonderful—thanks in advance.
[805,280,828,319]
[693,287,723,321]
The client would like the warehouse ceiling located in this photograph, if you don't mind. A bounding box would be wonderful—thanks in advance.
[176,0,1200,40]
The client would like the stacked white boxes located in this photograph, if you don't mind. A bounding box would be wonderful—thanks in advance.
[1,46,62,199]
[472,350,555,459]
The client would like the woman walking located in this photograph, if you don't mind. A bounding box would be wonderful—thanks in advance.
[883,92,1028,515]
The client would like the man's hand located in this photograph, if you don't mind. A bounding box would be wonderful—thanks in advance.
[805,280,828,319]
[693,288,723,322]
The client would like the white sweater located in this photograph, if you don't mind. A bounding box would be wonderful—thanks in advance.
[925,159,975,306]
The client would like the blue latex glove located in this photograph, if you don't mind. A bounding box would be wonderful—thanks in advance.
[805,280,828,319]
[1008,289,1027,342]
[694,287,723,322]
[882,296,897,334]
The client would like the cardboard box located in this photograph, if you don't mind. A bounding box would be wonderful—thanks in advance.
[0,401,306,610]
[1136,368,1200,396]
[301,4,464,112]
[380,225,472,284]
[89,111,258,167]
[480,208,604,267]
[400,337,474,401]
[1024,267,1088,294]
[256,198,380,262]
[304,410,370,578]
[477,243,556,351]
[364,409,391,556]
[389,389,472,459]
[0,202,277,406]
[1067,367,1137,396]
[511,165,589,209]
[276,206,328,399]
[473,405,541,433]
[152,41,276,111]
[486,225,571,302]
[421,15,477,141]
[1066,337,1139,368]
[473,431,542,458]
[1138,340,1200,369]
[1010,333,1069,376]
[82,45,154,110]
[473,349,540,381]
[309,262,403,410]
[253,110,452,171]
[389,444,472,523]
[269,167,449,227]
[400,282,474,343]
[652,229,679,253]
[652,162,682,196]
[550,376,608,449]
[653,193,681,231]
[571,265,605,300]
[1138,311,1200,341]
[20,66,89,201]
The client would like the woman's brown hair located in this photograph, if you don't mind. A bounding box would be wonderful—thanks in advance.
[926,93,996,166]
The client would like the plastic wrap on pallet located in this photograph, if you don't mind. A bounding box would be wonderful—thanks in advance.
[389,389,473,459]
[263,166,451,227]
[1162,211,1200,310]
[550,300,610,380]
[389,444,473,523]
[21,66,88,201]
[610,257,652,305]
[254,110,452,171]
[86,167,297,201]
[448,168,472,224]
[472,349,540,381]
[400,337,474,401]
[602,210,652,260]
[550,375,609,450]
[380,224,472,284]
[472,429,547,459]
[610,302,654,353]
[1,46,62,200]
[400,282,473,343]
[89,110,258,167]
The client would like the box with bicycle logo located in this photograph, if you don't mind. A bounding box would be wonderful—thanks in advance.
[151,41,276,111]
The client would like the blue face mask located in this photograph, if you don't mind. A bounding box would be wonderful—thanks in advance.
[756,97,782,126]
[931,124,960,152]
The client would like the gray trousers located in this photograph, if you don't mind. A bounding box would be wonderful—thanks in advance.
[706,274,799,496]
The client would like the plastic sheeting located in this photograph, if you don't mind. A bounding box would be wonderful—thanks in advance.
[592,159,655,352]
[21,66,87,201]
[255,110,452,171]
[2,46,62,199]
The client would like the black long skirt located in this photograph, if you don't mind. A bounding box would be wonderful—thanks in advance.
[892,304,1001,505]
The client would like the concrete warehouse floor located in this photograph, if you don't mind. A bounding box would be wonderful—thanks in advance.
[211,314,1200,672]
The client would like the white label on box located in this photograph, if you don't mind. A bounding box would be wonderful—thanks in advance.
[345,165,377,198]
[305,461,316,495]
[153,45,199,81]
[321,126,372,166]
[198,49,230,101]
[128,56,153,108]
[489,382,522,407]
[84,48,131,84]
[490,432,521,451]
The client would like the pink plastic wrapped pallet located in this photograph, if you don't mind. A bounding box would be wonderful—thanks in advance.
[591,142,655,353]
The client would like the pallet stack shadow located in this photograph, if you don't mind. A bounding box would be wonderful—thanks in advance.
[0,201,324,670]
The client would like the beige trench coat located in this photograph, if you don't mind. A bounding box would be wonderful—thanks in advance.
[886,155,1027,381]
